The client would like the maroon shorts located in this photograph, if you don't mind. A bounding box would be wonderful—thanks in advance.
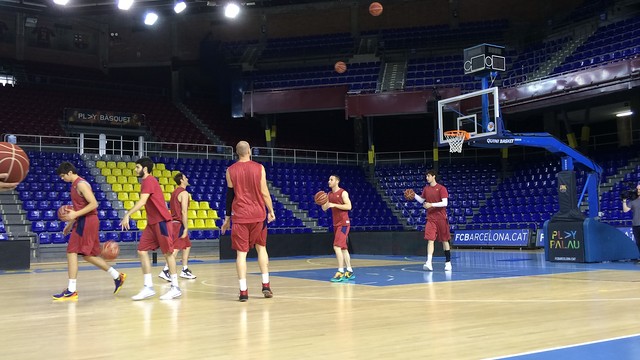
[231,221,267,253]
[333,224,350,250]
[138,221,174,254]
[424,218,451,242]
[171,221,191,250]
[67,215,101,256]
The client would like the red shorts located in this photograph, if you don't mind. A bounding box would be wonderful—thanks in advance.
[231,221,267,253]
[67,215,101,256]
[138,221,174,254]
[171,221,191,250]
[424,218,451,242]
[333,225,350,250]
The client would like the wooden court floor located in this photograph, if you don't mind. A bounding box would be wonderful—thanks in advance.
[2,250,640,360]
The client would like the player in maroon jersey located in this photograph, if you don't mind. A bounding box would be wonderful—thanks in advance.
[53,162,126,300]
[221,141,276,302]
[321,174,355,282]
[120,157,181,300]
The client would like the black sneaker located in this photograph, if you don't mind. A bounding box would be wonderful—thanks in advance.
[262,283,273,298]
[239,290,248,302]
[180,268,197,279]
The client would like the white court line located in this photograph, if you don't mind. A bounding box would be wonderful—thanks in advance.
[484,332,640,360]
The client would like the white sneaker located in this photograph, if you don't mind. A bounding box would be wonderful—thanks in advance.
[423,261,433,271]
[158,269,171,282]
[159,286,182,300]
[180,268,197,279]
[444,262,452,271]
[132,286,156,301]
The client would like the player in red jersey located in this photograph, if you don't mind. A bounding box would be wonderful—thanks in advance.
[321,174,355,282]
[159,172,196,281]
[53,162,126,300]
[412,169,452,272]
[221,141,276,302]
[120,157,182,300]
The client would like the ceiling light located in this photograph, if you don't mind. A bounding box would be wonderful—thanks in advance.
[144,12,158,25]
[53,0,69,5]
[616,110,634,117]
[224,3,240,18]
[118,0,134,10]
[174,1,186,13]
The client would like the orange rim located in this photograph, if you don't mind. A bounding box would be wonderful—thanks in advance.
[444,130,470,140]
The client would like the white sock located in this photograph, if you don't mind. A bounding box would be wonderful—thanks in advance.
[107,267,119,280]
[239,279,247,291]
[68,279,77,292]
[163,265,169,271]
[183,265,188,271]
[143,273,153,288]
[170,274,179,288]
[347,267,353,272]
[427,255,433,263]
[338,268,344,273]
[261,273,269,284]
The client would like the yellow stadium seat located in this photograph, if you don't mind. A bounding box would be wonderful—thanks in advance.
[156,163,166,171]
[187,219,195,228]
[188,201,199,210]
[106,161,117,169]
[131,211,143,220]
[96,160,106,168]
[208,209,220,219]
[127,176,138,184]
[187,210,197,219]
[137,219,147,230]
[195,209,207,218]
[158,177,168,185]
[205,219,218,229]
[117,176,127,184]
[129,192,140,201]
[122,183,134,192]
[101,168,112,176]
[162,170,171,178]
[199,201,210,210]
[194,219,206,229]
[159,184,165,192]
[111,183,123,192]
[163,193,171,202]
[165,184,175,193]
[171,170,180,177]
[116,162,127,169]
[106,175,117,184]
[133,184,141,192]
[122,169,133,176]
[117,192,129,201]
[124,200,135,209]
[152,170,163,177]
[111,168,122,176]
[126,162,136,170]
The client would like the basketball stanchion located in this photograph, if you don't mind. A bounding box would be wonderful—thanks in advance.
[443,130,470,153]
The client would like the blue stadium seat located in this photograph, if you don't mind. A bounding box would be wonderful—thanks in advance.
[38,233,51,244]
[105,232,120,242]
[47,221,63,232]
[31,221,46,233]
[50,233,66,244]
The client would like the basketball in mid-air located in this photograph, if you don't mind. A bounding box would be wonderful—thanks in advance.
[314,191,329,206]
[101,241,120,261]
[369,2,383,16]
[334,61,347,74]
[57,205,74,221]
[0,142,30,183]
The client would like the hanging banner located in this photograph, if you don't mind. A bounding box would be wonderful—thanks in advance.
[65,108,145,128]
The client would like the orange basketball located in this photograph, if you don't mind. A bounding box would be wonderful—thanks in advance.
[334,61,347,74]
[101,240,120,261]
[57,205,73,221]
[314,191,328,206]
[0,142,30,183]
[369,2,383,16]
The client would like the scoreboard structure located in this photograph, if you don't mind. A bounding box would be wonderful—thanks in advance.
[463,43,506,76]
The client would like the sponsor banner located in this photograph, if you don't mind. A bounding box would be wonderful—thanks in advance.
[452,229,530,247]
[65,108,145,127]
[547,222,584,262]
[537,226,636,248]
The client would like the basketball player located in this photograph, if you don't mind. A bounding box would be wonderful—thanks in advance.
[120,157,182,300]
[621,183,640,262]
[220,141,275,302]
[0,173,18,191]
[411,169,452,271]
[159,172,197,281]
[53,162,126,300]
[321,174,355,282]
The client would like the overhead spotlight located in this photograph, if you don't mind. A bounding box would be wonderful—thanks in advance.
[53,0,69,5]
[144,12,158,25]
[616,110,634,117]
[174,0,186,13]
[224,3,240,18]
[118,0,134,10]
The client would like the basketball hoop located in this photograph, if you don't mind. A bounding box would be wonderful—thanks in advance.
[443,130,470,153]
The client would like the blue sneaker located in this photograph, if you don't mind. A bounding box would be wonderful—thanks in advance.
[53,288,78,301]
[114,273,126,294]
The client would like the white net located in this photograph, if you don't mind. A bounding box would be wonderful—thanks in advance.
[444,131,467,153]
